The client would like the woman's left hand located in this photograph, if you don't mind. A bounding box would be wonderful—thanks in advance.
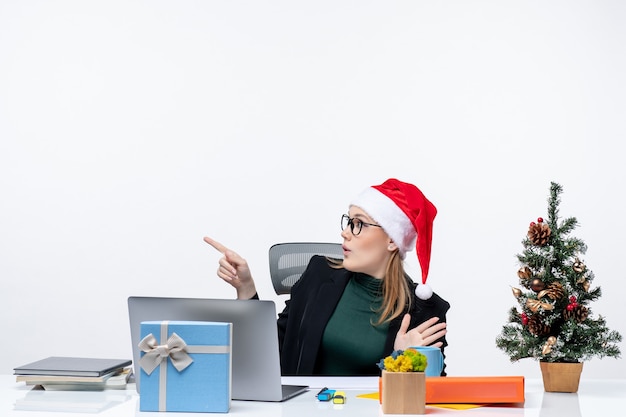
[393,315,447,351]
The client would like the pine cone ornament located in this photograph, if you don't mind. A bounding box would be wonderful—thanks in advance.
[575,305,589,322]
[537,282,565,300]
[527,314,550,336]
[528,222,551,246]
[563,305,589,323]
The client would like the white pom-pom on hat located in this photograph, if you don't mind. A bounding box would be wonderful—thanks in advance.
[415,283,433,301]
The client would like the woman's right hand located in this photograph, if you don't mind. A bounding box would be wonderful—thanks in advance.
[203,236,257,299]
[393,315,447,351]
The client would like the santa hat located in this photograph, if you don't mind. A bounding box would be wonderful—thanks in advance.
[351,178,437,300]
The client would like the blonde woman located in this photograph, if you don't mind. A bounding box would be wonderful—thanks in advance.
[206,178,449,376]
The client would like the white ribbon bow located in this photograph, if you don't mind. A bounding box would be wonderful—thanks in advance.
[138,332,193,375]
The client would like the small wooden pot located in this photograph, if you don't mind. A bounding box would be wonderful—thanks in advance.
[381,370,426,414]
[539,361,583,393]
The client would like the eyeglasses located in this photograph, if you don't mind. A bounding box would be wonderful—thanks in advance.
[341,214,382,236]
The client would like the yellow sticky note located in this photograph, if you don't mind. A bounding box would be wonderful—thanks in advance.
[355,392,484,410]
[429,404,485,410]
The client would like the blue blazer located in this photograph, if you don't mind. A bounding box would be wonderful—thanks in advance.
[276,255,450,376]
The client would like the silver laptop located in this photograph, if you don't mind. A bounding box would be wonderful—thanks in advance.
[127,296,308,402]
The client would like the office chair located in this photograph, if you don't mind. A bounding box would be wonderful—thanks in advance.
[269,242,344,295]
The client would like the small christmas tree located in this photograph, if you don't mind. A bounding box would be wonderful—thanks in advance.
[496,182,622,363]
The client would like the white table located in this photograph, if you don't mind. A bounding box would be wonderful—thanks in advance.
[1,375,625,416]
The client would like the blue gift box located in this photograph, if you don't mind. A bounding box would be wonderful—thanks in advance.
[139,320,232,413]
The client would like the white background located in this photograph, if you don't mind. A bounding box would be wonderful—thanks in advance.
[1,1,624,379]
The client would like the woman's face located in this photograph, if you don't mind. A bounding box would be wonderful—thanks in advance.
[341,206,396,278]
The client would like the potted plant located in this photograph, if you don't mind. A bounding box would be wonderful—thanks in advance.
[496,182,622,392]
[377,348,427,414]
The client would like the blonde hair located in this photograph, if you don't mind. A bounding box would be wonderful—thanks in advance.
[329,250,412,326]
[377,250,412,325]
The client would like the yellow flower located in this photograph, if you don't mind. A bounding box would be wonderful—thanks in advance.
[383,355,415,372]
[398,356,414,372]
[379,349,428,372]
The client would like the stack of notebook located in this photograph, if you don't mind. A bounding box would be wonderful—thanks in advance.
[14,356,132,391]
